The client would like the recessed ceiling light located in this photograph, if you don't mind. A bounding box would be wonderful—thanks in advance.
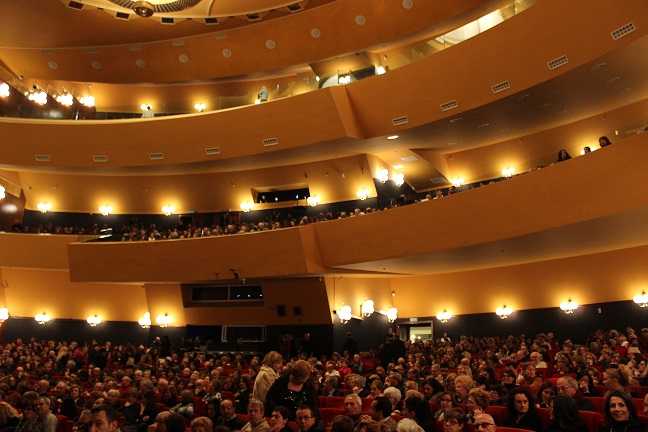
[387,135,399,140]
[178,53,190,63]
[91,61,102,70]
[135,59,146,68]
[222,48,232,58]
[265,39,276,50]
[355,15,366,26]
[47,61,58,70]
[310,28,321,38]
[402,0,414,9]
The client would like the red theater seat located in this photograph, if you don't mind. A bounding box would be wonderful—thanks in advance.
[319,396,345,408]
[56,416,73,432]
[579,411,604,432]
[584,397,605,413]
[486,406,509,425]
[320,408,345,425]
[496,428,534,432]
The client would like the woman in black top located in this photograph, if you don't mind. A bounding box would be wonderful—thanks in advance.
[265,360,318,420]
[546,396,587,432]
[599,390,644,432]
[506,387,543,431]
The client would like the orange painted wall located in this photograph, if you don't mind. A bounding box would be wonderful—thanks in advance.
[18,154,377,214]
[0,233,90,269]
[445,98,648,182]
[0,267,148,322]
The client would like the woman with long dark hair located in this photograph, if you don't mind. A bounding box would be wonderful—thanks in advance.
[546,396,587,432]
[599,390,643,432]
[505,387,543,431]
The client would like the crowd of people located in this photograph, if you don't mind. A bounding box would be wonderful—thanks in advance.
[0,325,645,432]
[2,137,614,241]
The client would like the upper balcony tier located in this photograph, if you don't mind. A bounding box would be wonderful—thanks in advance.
[58,134,648,283]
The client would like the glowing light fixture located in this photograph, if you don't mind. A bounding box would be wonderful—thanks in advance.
[496,305,513,319]
[387,135,400,140]
[2,203,17,214]
[79,95,95,108]
[240,201,253,212]
[361,299,375,317]
[451,177,465,187]
[35,312,51,325]
[338,74,352,85]
[0,185,5,200]
[375,65,387,75]
[0,308,9,324]
[26,88,48,105]
[156,313,172,328]
[502,166,515,178]
[86,314,102,327]
[194,102,207,112]
[559,298,579,314]
[315,75,321,82]
[386,307,398,323]
[357,187,370,200]
[99,204,113,216]
[254,98,261,105]
[338,305,352,324]
[37,202,52,213]
[55,92,74,107]
[0,82,9,98]
[307,195,320,207]
[376,168,390,183]
[161,204,175,216]
[437,309,453,323]
[138,312,152,328]
[392,172,405,186]
[633,291,648,308]
[140,103,153,112]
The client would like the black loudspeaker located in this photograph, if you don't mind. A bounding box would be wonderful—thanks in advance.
[277,305,287,317]
[293,306,303,316]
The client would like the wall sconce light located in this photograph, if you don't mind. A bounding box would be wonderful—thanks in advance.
[35,312,51,325]
[0,185,5,200]
[240,201,253,212]
[37,202,52,213]
[86,314,102,327]
[99,204,113,216]
[361,299,375,317]
[138,312,152,328]
[307,195,320,207]
[633,291,648,308]
[559,298,579,314]
[375,65,387,75]
[437,309,453,323]
[392,172,405,187]
[496,305,513,319]
[161,204,175,216]
[502,167,515,178]
[79,95,95,108]
[338,305,352,324]
[156,313,172,328]
[0,82,10,98]
[451,177,465,187]
[357,188,370,200]
[55,92,74,107]
[376,168,389,183]
[194,102,207,112]
[385,307,398,323]
[338,74,352,85]
[0,308,9,324]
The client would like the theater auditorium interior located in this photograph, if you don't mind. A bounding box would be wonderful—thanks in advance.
[1,1,648,432]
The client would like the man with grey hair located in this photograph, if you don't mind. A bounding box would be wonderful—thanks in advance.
[556,376,594,411]
[383,386,402,412]
[241,399,269,432]
[343,394,363,426]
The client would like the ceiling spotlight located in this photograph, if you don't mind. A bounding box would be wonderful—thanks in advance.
[194,102,207,112]
[392,172,405,186]
[376,168,390,183]
[375,65,387,75]
[560,298,579,314]
[55,92,74,107]
[387,135,400,140]
[0,82,10,98]
[37,202,52,213]
[133,1,155,17]
[79,95,95,108]
[315,75,321,82]
[99,204,113,216]
[496,305,513,319]
[338,74,352,85]
[161,204,175,216]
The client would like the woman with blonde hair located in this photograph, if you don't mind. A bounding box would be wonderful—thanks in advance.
[253,351,283,403]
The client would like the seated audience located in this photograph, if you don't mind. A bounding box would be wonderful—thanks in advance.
[268,406,291,432]
[241,399,269,432]
[265,361,318,419]
[600,390,643,432]
[505,388,542,431]
[546,396,587,432]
